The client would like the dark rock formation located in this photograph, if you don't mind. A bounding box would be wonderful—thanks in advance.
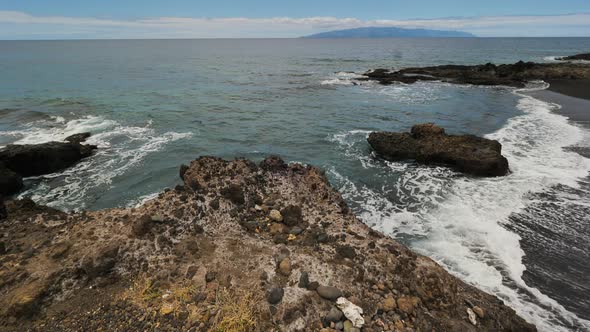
[362,61,590,87]
[368,123,509,176]
[0,133,96,196]
[557,53,590,61]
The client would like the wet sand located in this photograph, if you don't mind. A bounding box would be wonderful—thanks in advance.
[545,79,590,102]
[528,82,590,127]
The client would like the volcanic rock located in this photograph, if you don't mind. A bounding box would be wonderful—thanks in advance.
[368,123,509,176]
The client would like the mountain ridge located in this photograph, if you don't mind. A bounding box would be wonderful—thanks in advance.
[303,26,476,38]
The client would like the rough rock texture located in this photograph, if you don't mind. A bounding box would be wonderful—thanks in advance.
[557,53,590,61]
[0,133,96,196]
[0,156,534,331]
[368,124,509,177]
[362,61,590,87]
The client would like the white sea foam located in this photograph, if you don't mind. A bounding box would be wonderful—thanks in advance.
[329,86,590,330]
[8,115,192,211]
[320,72,365,86]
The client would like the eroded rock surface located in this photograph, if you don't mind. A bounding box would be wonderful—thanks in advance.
[369,124,509,177]
[0,156,533,331]
[557,53,590,61]
[0,133,96,196]
[362,61,590,87]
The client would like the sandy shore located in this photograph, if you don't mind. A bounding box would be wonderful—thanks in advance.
[545,79,590,102]
[528,85,590,126]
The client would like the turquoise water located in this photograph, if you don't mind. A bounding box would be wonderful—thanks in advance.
[1,38,590,331]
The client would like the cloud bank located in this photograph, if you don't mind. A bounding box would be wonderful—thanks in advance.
[0,10,589,39]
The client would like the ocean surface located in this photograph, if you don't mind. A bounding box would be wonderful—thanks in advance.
[1,38,590,331]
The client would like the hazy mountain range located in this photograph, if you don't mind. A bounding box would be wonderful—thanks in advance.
[303,27,476,38]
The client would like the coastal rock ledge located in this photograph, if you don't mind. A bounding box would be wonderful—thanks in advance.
[368,124,509,177]
[0,156,533,331]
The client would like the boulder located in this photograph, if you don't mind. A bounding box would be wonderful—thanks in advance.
[368,124,509,177]
[0,134,97,196]
[0,163,23,196]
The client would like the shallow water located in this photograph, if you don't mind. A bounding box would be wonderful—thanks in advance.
[1,38,590,331]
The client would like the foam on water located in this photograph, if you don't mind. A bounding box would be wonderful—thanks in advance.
[4,115,192,211]
[320,71,366,86]
[329,85,590,331]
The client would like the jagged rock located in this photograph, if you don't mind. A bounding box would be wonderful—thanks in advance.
[298,272,310,288]
[368,123,509,177]
[467,307,478,325]
[64,132,92,145]
[0,134,97,196]
[362,61,590,87]
[336,297,364,328]
[382,296,397,312]
[220,184,245,205]
[269,209,283,222]
[397,297,419,314]
[0,164,23,196]
[280,205,302,226]
[557,53,590,61]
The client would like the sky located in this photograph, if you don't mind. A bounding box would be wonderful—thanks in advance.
[1,0,589,39]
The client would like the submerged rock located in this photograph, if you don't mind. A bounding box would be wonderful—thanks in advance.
[368,123,509,177]
[362,61,590,87]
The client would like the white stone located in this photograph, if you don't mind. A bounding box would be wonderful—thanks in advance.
[467,307,477,326]
[336,297,364,328]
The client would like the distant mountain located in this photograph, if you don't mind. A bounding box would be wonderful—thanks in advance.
[303,27,475,38]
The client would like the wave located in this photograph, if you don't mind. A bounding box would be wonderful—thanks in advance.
[320,71,366,86]
[4,115,192,211]
[329,86,590,330]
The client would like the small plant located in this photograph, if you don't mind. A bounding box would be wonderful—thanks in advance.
[211,287,263,332]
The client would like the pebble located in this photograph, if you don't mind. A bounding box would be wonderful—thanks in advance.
[298,272,310,288]
[382,296,396,312]
[270,223,286,234]
[317,286,343,301]
[289,226,304,235]
[278,258,291,276]
[269,210,283,222]
[205,271,216,282]
[473,306,485,319]
[325,306,344,322]
[397,296,418,314]
[267,287,284,304]
[334,321,344,330]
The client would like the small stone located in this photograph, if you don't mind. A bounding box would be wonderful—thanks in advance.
[343,320,353,332]
[267,287,284,304]
[317,286,343,301]
[336,297,364,328]
[325,306,344,322]
[307,281,319,291]
[220,184,245,205]
[473,306,484,319]
[290,226,304,235]
[151,214,165,223]
[254,204,263,211]
[298,272,310,288]
[397,296,418,314]
[467,307,477,326]
[243,220,258,232]
[132,215,152,237]
[270,223,286,234]
[160,303,174,316]
[269,209,283,222]
[205,271,216,282]
[382,296,396,312]
[334,321,344,330]
[278,258,291,276]
[281,205,302,226]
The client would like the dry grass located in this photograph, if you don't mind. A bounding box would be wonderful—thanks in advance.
[210,287,264,332]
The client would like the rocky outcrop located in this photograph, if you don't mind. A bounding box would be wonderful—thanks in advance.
[368,124,509,177]
[0,133,96,196]
[557,53,590,61]
[0,156,534,331]
[362,61,590,87]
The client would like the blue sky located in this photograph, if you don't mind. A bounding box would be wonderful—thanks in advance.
[1,0,590,39]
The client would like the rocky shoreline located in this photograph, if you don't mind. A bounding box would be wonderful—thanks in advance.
[361,60,590,87]
[0,155,535,331]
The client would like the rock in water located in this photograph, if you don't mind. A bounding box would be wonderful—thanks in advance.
[0,134,97,196]
[557,53,590,61]
[368,123,509,177]
[0,164,23,196]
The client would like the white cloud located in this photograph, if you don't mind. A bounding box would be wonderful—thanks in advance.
[0,10,589,38]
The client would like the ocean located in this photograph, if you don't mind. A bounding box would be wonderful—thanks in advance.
[1,38,589,331]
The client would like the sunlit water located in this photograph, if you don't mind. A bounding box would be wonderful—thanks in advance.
[1,38,590,331]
